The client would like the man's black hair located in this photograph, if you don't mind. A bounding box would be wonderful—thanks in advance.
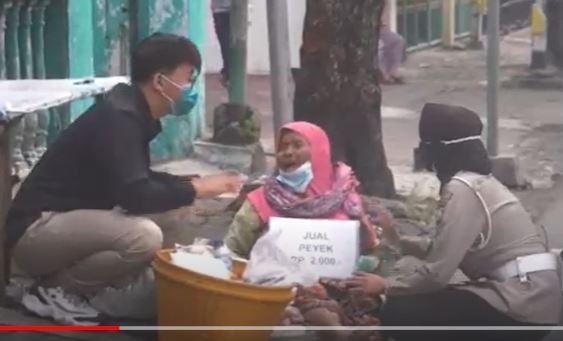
[131,32,202,83]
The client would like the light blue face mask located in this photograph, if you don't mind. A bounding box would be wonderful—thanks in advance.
[276,161,313,193]
[160,74,199,116]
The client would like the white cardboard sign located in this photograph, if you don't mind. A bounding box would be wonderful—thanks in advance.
[269,217,360,279]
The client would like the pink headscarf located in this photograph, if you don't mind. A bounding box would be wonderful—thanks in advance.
[247,122,377,250]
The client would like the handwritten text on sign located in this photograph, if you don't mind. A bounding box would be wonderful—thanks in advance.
[269,217,360,279]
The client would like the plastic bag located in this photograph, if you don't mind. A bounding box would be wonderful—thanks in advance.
[170,250,231,280]
[242,228,318,286]
[173,240,234,275]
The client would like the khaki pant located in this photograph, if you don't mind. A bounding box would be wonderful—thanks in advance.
[12,207,196,295]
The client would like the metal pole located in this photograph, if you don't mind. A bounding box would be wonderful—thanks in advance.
[469,0,484,49]
[229,0,248,105]
[442,0,456,48]
[389,0,398,33]
[530,0,548,70]
[267,0,293,135]
[486,0,500,156]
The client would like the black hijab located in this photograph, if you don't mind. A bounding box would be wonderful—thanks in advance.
[418,103,492,187]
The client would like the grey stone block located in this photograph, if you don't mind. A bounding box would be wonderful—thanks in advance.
[502,72,563,90]
[491,155,527,188]
[413,147,425,172]
[193,140,266,174]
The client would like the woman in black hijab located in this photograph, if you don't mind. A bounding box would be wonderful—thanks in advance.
[346,103,561,341]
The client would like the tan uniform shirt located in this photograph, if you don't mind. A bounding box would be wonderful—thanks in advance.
[385,172,562,325]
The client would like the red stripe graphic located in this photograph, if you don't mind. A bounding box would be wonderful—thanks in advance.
[0,326,120,331]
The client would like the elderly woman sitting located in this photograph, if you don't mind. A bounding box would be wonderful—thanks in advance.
[224,121,381,259]
[224,122,398,339]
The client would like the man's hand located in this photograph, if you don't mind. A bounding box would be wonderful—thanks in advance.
[191,172,242,199]
[345,272,386,296]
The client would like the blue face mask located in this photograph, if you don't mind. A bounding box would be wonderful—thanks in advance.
[276,161,313,193]
[160,74,199,116]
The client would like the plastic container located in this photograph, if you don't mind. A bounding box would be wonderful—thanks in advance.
[153,250,294,341]
[356,255,381,273]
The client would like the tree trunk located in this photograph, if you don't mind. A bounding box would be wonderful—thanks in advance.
[294,0,395,197]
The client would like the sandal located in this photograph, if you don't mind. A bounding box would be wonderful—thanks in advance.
[391,75,406,84]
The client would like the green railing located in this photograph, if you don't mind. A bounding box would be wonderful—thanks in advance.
[397,0,475,51]
[2,0,208,170]
[1,0,53,174]
[1,0,137,175]
[398,0,443,50]
[455,0,474,37]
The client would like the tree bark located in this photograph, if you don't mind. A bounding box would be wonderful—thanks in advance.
[294,0,395,197]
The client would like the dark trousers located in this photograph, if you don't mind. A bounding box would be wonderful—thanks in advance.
[213,12,230,80]
[380,287,551,341]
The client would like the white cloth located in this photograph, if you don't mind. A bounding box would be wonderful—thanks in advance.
[242,228,318,286]
[0,99,8,122]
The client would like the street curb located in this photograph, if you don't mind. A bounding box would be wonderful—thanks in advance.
[502,74,563,90]
[193,140,267,174]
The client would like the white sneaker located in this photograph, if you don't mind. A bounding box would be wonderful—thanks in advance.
[89,267,156,320]
[22,286,100,326]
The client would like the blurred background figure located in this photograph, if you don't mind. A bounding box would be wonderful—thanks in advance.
[379,0,406,85]
[211,0,232,87]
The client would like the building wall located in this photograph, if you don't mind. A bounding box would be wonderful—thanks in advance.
[204,0,477,74]
[68,0,95,121]
[90,0,207,161]
[205,0,306,75]
[134,0,203,161]
[1,0,207,171]
[54,0,206,161]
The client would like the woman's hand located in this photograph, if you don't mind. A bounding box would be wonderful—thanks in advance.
[345,272,386,296]
[178,174,201,182]
[191,172,242,199]
[372,205,399,242]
